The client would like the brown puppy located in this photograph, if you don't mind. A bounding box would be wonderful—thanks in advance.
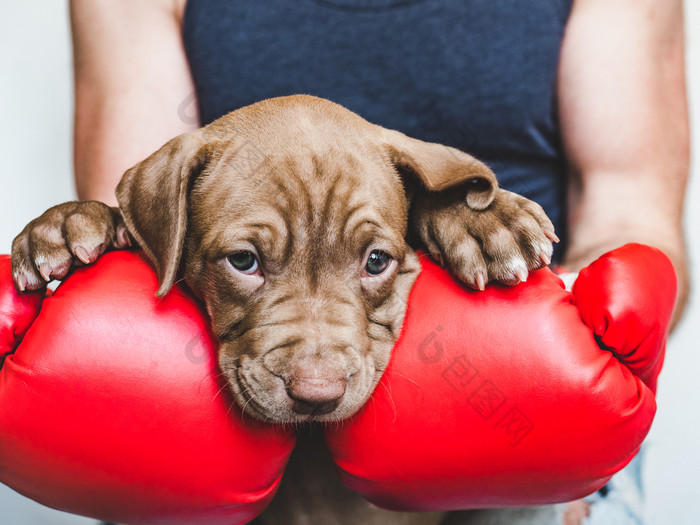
[12,95,555,524]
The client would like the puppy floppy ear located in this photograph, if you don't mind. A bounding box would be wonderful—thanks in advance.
[116,130,209,297]
[381,128,498,210]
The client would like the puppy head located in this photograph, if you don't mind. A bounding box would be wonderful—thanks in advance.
[116,95,497,423]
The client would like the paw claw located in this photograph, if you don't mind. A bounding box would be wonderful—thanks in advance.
[38,263,52,282]
[74,245,91,264]
[16,274,27,292]
[115,225,131,248]
[476,272,486,291]
[544,228,560,243]
[515,267,528,283]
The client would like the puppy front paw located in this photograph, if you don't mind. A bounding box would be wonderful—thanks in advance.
[411,188,558,289]
[11,201,130,292]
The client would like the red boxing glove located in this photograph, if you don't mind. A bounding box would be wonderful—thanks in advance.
[324,244,676,511]
[0,252,295,525]
[0,256,43,369]
[572,244,676,392]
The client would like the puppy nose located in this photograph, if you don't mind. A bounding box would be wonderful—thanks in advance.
[286,377,347,416]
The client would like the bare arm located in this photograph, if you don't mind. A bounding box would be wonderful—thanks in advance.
[70,0,197,205]
[558,0,690,327]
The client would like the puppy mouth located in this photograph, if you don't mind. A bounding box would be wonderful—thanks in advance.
[234,372,347,423]
[230,366,288,422]
[227,358,377,424]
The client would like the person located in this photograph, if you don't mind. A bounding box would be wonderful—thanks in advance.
[70,1,690,523]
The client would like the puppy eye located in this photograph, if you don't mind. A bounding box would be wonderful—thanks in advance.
[227,251,259,274]
[365,250,392,276]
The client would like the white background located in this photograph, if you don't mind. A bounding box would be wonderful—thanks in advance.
[0,2,698,524]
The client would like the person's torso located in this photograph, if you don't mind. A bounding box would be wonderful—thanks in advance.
[183,0,573,254]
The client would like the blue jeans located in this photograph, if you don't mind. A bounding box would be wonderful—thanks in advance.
[444,451,645,525]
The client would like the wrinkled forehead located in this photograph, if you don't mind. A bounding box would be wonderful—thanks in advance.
[189,138,408,261]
